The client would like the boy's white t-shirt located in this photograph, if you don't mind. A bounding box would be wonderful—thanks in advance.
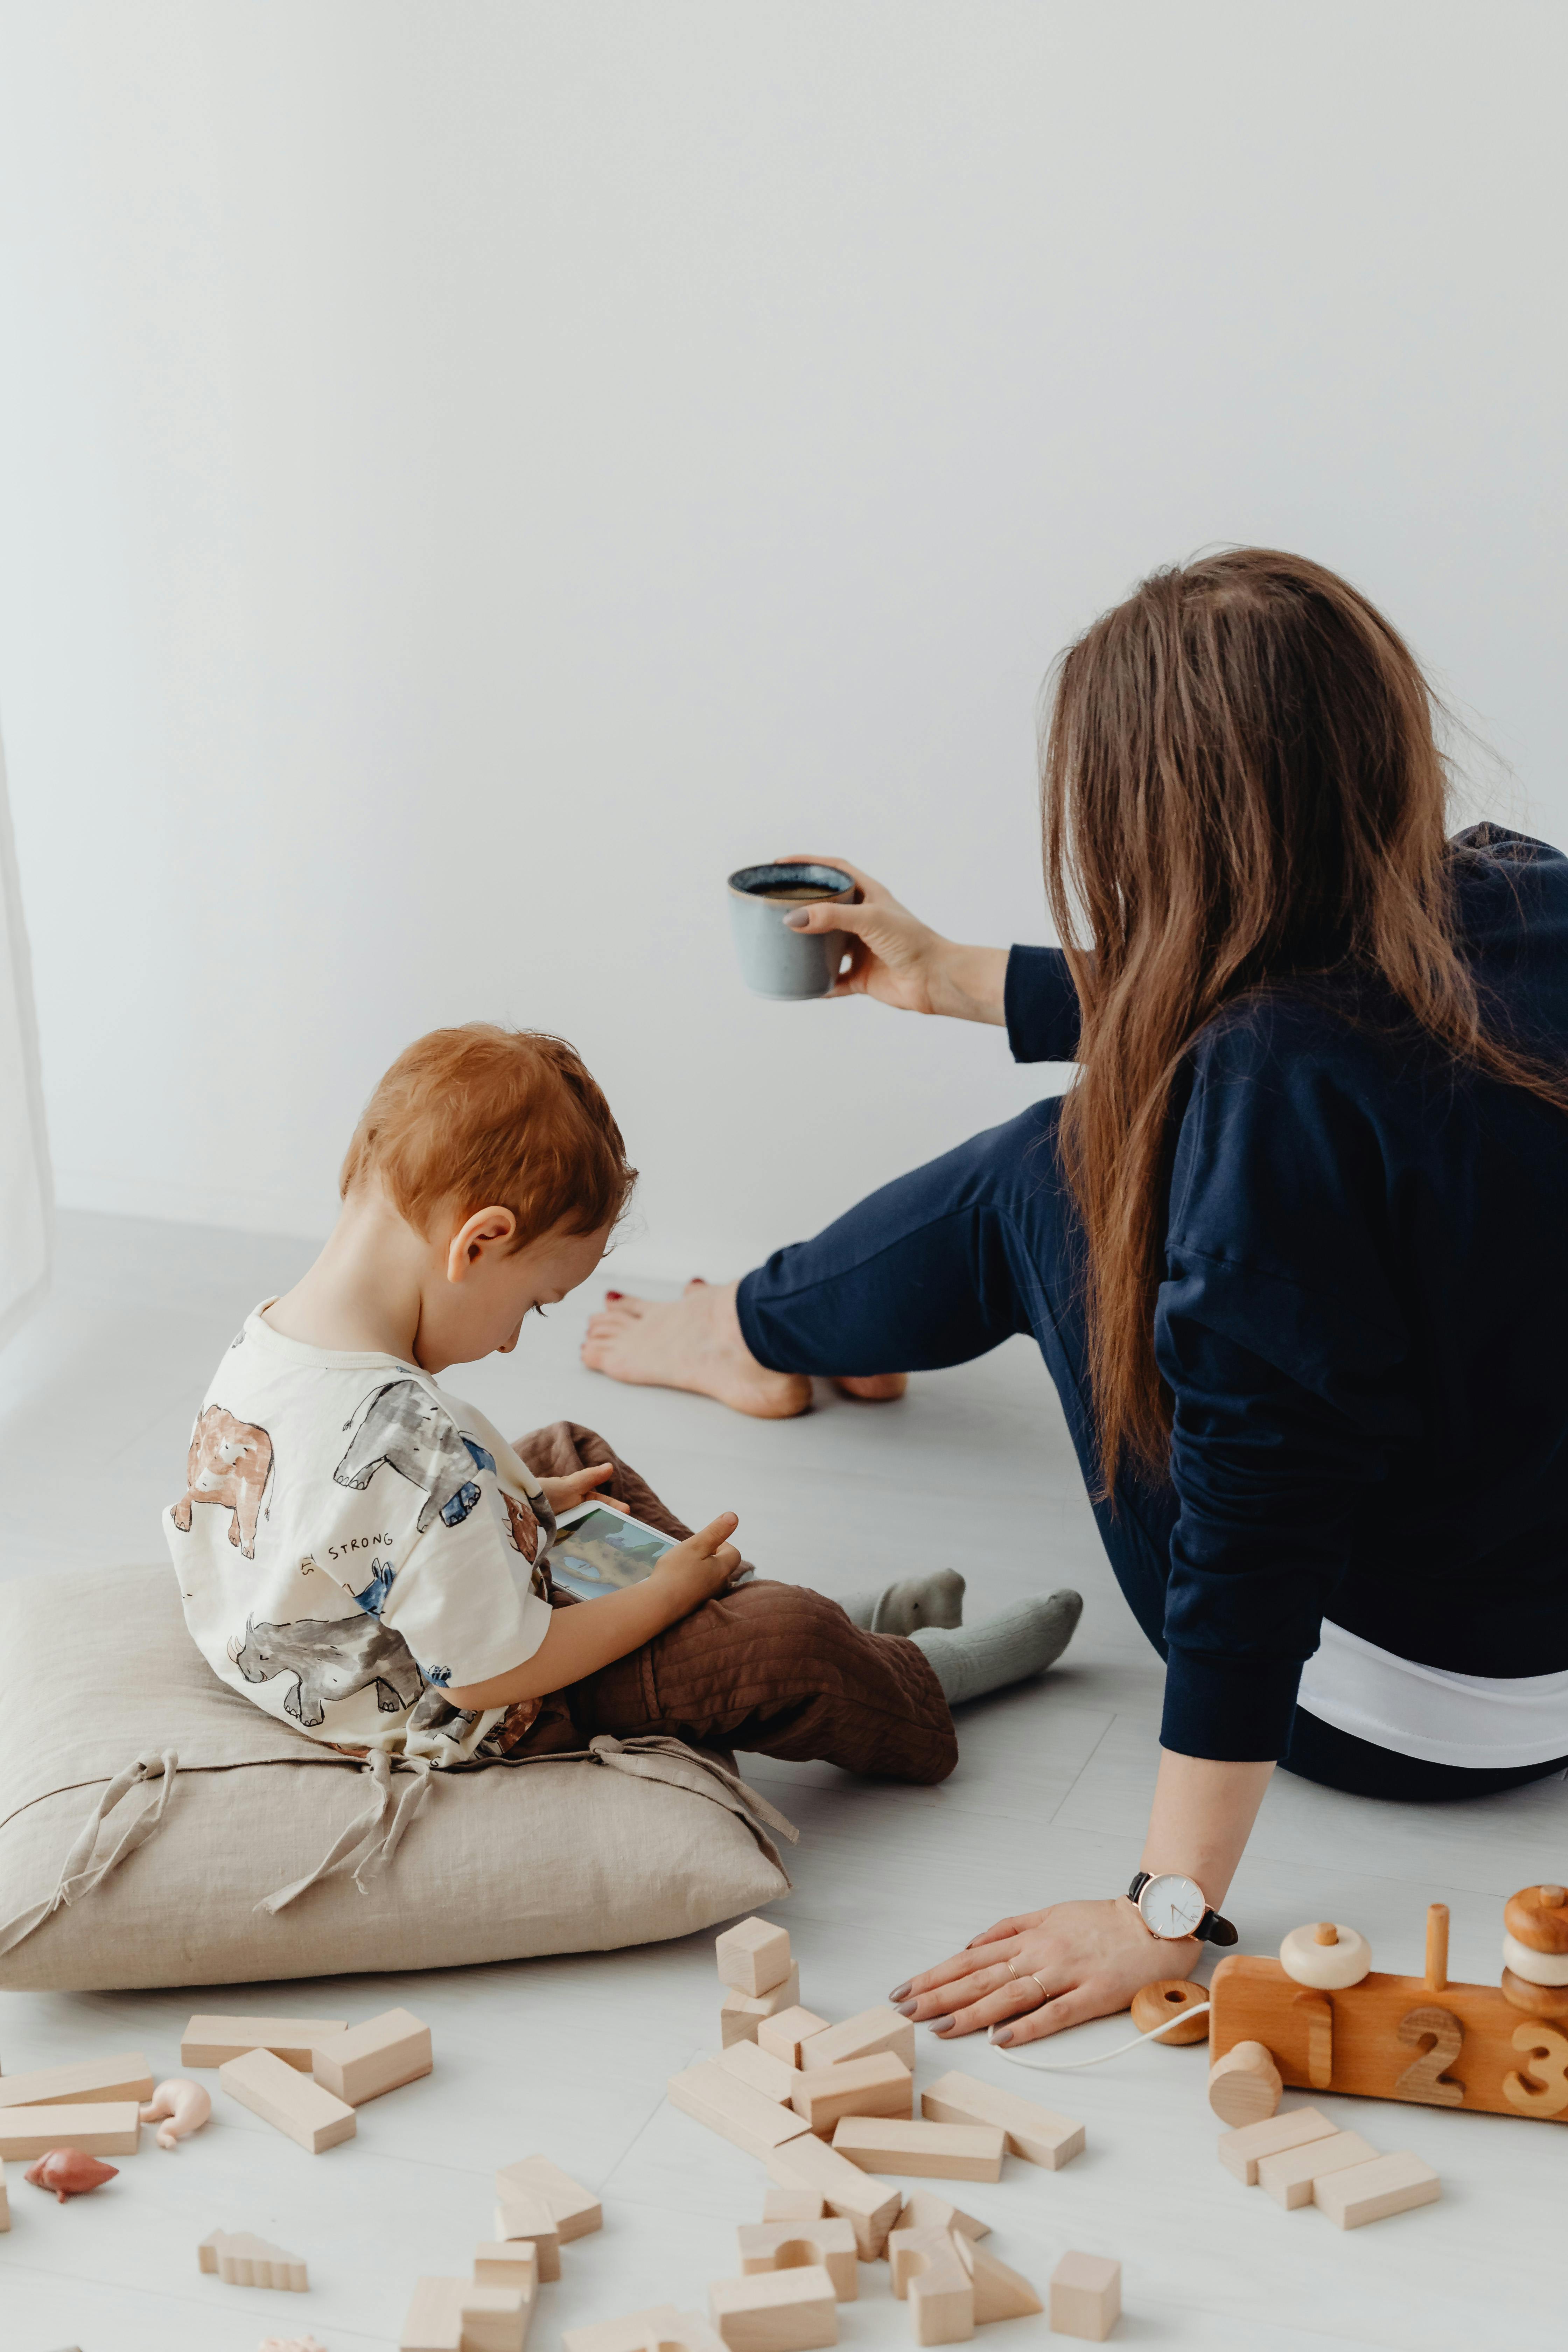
[163,1304,558,1763]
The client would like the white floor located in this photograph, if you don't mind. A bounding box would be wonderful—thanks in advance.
[1,1211,1564,2351]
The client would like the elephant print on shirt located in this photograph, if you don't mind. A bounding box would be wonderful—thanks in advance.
[332,1381,486,1532]
[170,1406,275,1560]
[227,1611,426,1727]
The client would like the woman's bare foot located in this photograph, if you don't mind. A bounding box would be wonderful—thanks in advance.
[581,1279,813,1419]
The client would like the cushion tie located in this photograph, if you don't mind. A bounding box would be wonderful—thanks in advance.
[0,1749,179,1958]
[256,1748,434,1916]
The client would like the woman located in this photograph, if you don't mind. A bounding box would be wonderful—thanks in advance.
[586,549,1568,2045]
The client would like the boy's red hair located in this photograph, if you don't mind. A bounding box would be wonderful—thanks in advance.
[340,1024,636,1247]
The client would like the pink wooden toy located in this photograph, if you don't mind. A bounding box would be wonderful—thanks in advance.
[141,2077,212,2149]
[24,2149,120,2200]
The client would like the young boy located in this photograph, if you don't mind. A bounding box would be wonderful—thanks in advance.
[167,1024,1078,1773]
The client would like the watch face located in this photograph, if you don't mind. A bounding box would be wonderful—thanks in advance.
[1139,1872,1206,1939]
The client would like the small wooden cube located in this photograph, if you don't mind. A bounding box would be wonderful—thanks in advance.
[717,1918,794,1998]
[722,1970,804,2046]
[1312,2150,1441,2229]
[219,2049,355,2155]
[493,2186,562,2279]
[709,2266,838,2352]
[1256,2129,1379,2211]
[1215,2105,1337,2186]
[737,2217,859,2299]
[830,2118,1003,2183]
[1049,2252,1120,2342]
[758,2008,831,2068]
[791,2053,912,2136]
[763,2188,827,2222]
[473,2240,540,2294]
[311,2007,432,2106]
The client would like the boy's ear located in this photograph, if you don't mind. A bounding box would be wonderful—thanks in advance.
[446,1204,518,1283]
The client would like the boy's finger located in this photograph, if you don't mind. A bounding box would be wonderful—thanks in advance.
[691,1512,740,1552]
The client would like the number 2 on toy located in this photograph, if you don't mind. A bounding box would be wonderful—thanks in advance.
[1504,2021,1568,2117]
[1393,2006,1465,2106]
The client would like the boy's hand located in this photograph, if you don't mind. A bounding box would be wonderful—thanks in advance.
[536,1462,628,1514]
[650,1513,743,1611]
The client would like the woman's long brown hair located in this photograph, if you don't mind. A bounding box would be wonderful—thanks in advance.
[1042,547,1568,1491]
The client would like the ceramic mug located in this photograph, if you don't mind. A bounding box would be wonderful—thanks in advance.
[727,861,857,1001]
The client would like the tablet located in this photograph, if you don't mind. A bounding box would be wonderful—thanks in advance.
[550,1499,680,1602]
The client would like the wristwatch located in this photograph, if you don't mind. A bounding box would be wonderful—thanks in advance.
[1127,1869,1238,1945]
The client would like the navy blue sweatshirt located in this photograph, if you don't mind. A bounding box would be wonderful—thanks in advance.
[1003,828,1568,1760]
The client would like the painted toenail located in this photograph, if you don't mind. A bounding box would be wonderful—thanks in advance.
[889,1983,911,2002]
[605,1290,623,1300]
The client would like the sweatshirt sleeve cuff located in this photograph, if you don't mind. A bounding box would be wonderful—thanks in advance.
[1160,1643,1303,1761]
[1003,946,1082,1064]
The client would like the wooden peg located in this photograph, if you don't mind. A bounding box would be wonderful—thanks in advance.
[1425,1904,1449,1994]
[1206,2040,1281,2127]
[1314,1923,1337,1946]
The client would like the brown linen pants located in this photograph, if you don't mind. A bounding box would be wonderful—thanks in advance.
[515,1420,958,1785]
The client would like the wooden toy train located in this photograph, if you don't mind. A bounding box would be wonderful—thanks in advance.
[1206,1883,1568,2121]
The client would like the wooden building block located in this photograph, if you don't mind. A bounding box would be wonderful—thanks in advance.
[1215,2105,1337,2186]
[181,2015,347,2071]
[669,2061,814,2160]
[724,2041,803,2105]
[1206,2041,1283,2129]
[791,2053,913,2136]
[831,2118,1003,2183]
[496,2155,603,2241]
[764,2134,903,2258]
[0,2104,141,2160]
[919,2071,1084,2171]
[1312,2150,1441,2229]
[717,1918,794,1998]
[798,2008,916,2075]
[494,2186,562,2278]
[952,2233,1040,2322]
[709,2266,838,2352]
[1048,2253,1120,2343]
[401,2278,528,2352]
[310,2006,431,2105]
[1256,2128,1380,2211]
[219,2048,356,2155]
[0,2159,9,2233]
[722,1970,803,2047]
[896,2191,988,2244]
[198,2228,308,2289]
[474,2240,540,2297]
[738,2217,859,2299]
[758,2009,831,2068]
[887,2228,975,2345]
[562,2306,685,2352]
[0,2053,155,2110]
[763,2188,827,2222]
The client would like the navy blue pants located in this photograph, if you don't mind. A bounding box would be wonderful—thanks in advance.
[737,1097,1564,1802]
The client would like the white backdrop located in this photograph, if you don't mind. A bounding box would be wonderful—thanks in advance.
[0,2,1563,1275]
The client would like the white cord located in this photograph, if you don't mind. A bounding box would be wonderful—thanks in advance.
[988,2000,1211,2071]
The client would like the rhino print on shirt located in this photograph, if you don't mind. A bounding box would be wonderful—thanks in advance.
[334,1379,491,1530]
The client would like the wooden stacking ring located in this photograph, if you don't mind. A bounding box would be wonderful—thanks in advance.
[1502,1933,1568,1987]
[1279,1921,1371,1989]
[1130,1978,1210,2045]
[1503,1884,1568,1955]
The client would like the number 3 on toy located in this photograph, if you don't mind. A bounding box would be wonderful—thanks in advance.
[1503,2021,1568,2117]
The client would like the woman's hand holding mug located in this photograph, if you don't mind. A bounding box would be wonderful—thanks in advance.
[775,856,1010,1025]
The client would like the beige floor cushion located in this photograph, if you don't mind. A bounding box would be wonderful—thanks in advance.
[0,1564,794,1991]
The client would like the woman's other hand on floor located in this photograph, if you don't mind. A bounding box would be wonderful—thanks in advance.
[774,855,1008,1025]
[890,1897,1197,2045]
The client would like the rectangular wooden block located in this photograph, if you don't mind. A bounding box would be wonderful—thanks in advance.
[219,2046,356,2154]
[1216,2104,1337,2186]
[496,2154,603,2241]
[310,2005,432,2105]
[723,2040,803,2105]
[758,2008,831,2068]
[897,2191,989,2243]
[494,2187,562,2279]
[181,2013,348,2070]
[1257,2128,1380,2211]
[0,2104,141,2160]
[709,2266,838,2352]
[764,2134,903,2258]
[717,1917,794,1998]
[561,2305,684,2352]
[1312,2150,1441,2229]
[830,2118,1004,2183]
[798,2008,915,2075]
[887,2228,975,2346]
[669,2061,814,2160]
[722,1969,803,2047]
[0,2053,155,2110]
[791,2053,912,2136]
[919,2070,1084,2170]
[737,2218,859,2300]
[474,2240,540,2294]
[1049,2253,1120,2344]
[763,2189,827,2222]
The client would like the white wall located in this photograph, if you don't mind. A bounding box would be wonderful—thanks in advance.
[0,1,1563,1275]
